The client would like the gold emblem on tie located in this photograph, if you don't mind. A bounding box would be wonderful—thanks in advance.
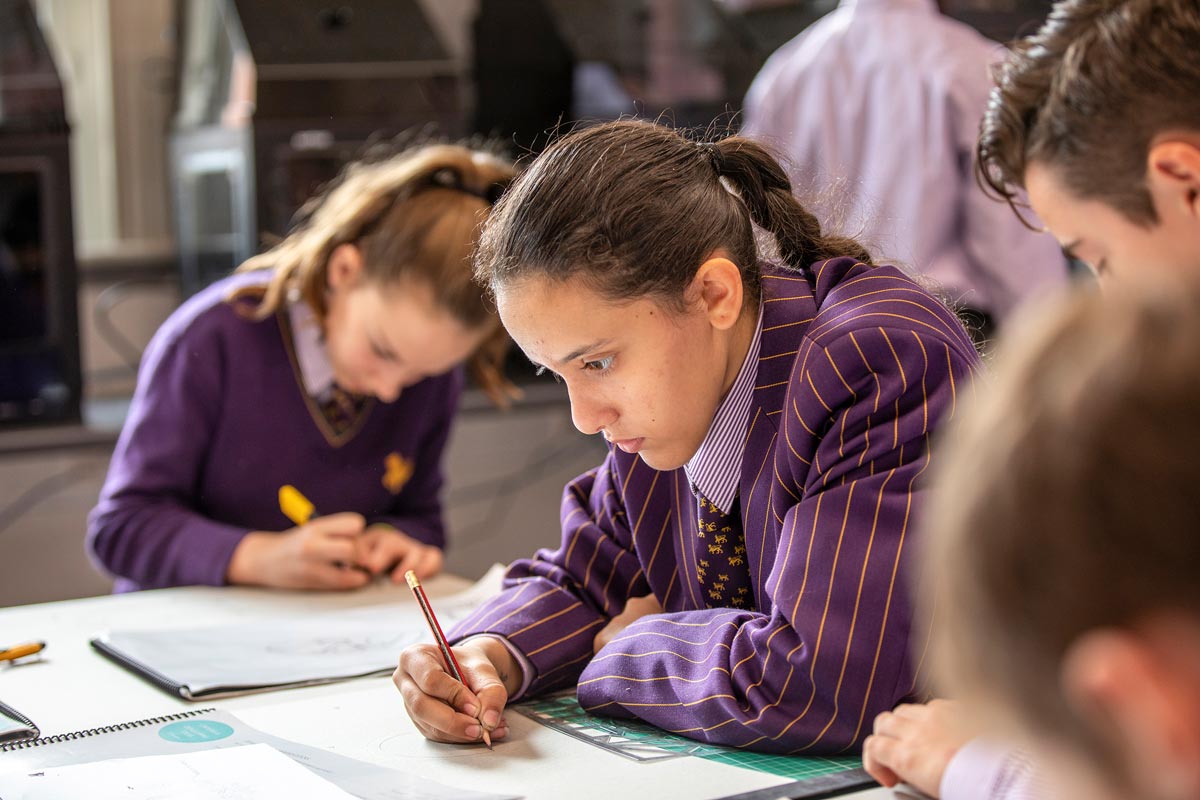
[382,452,414,494]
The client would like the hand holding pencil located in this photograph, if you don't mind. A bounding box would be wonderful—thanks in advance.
[395,571,522,747]
[225,485,373,590]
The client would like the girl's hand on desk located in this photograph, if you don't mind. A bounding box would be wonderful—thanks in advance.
[593,594,663,652]
[226,513,372,590]
[395,636,521,745]
[358,525,444,581]
[862,699,971,797]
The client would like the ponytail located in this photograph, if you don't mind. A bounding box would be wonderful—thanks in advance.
[707,136,872,277]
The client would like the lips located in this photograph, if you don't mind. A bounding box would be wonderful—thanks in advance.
[611,437,645,454]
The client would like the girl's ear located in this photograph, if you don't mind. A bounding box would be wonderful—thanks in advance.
[1146,139,1200,225]
[326,243,366,291]
[1061,625,1200,800]
[689,256,745,331]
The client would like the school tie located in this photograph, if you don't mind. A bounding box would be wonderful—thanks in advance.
[316,383,368,437]
[694,493,755,611]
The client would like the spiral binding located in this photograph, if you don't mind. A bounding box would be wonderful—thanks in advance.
[0,707,216,752]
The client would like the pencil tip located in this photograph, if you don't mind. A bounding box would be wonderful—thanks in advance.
[482,728,493,750]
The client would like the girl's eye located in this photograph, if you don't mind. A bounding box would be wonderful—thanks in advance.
[371,341,396,361]
[535,365,563,384]
[582,356,614,373]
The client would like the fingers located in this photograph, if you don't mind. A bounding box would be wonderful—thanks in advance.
[873,707,919,739]
[357,528,406,575]
[396,644,508,744]
[593,593,662,653]
[390,543,443,582]
[457,645,510,737]
[302,514,367,565]
[308,512,367,536]
[861,734,902,788]
[305,561,372,591]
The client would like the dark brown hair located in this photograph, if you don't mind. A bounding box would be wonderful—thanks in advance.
[474,120,871,307]
[233,143,517,406]
[926,278,1200,781]
[976,0,1200,226]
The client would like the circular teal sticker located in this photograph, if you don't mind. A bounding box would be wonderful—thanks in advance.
[158,720,235,743]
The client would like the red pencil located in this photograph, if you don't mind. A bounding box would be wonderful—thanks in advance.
[405,570,492,749]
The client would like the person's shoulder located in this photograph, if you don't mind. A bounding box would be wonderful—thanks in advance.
[749,7,848,81]
[807,258,976,355]
[923,13,1007,74]
[147,271,274,361]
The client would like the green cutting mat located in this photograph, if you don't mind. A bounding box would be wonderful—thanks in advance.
[516,693,863,781]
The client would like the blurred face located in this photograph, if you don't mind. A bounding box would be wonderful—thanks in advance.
[1024,140,1200,286]
[323,245,487,402]
[494,259,752,471]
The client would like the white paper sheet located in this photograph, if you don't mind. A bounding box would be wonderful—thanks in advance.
[0,743,358,800]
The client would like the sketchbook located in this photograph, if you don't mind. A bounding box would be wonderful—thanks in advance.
[0,707,517,800]
[0,700,38,744]
[90,567,504,700]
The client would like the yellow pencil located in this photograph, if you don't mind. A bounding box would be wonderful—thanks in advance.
[0,641,45,663]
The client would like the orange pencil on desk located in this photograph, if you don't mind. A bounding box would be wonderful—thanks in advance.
[405,570,492,749]
[0,641,45,663]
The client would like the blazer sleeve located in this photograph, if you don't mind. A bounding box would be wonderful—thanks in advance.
[572,326,977,755]
[368,370,464,550]
[86,321,248,589]
[447,449,647,696]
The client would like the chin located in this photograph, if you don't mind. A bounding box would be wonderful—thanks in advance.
[635,448,686,472]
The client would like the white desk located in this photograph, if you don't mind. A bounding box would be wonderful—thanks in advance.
[0,579,894,800]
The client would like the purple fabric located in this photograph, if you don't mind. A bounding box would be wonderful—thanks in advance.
[450,258,979,754]
[742,0,1068,323]
[941,740,1040,800]
[87,272,462,592]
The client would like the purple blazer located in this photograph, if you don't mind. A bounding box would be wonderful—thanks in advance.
[451,258,979,754]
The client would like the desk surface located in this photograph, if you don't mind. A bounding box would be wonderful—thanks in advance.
[0,578,893,800]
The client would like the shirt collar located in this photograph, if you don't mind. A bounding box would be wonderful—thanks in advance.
[838,0,937,11]
[289,298,335,398]
[684,301,764,515]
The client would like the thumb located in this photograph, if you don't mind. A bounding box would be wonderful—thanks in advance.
[459,654,509,731]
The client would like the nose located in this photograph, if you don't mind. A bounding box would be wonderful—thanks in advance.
[374,382,402,403]
[371,368,411,403]
[566,383,615,436]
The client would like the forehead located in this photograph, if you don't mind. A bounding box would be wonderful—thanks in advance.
[494,277,668,360]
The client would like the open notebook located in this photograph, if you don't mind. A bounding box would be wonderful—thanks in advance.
[91,566,503,700]
[0,707,515,800]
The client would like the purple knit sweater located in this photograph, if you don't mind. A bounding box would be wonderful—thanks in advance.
[87,272,462,592]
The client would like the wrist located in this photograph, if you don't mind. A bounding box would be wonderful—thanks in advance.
[226,531,274,586]
[475,635,524,697]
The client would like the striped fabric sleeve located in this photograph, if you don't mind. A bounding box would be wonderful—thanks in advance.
[941,740,1041,800]
[571,326,975,754]
[447,454,648,697]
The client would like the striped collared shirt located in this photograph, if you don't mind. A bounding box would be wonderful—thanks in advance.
[684,302,764,514]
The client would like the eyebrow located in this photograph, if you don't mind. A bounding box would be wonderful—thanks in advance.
[556,340,613,366]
